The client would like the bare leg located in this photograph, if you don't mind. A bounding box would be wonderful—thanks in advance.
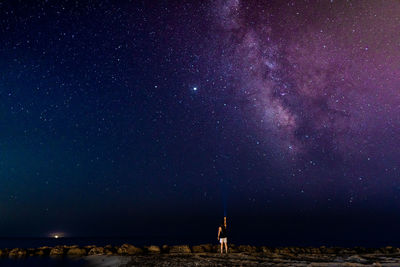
[224,242,228,253]
[220,242,223,254]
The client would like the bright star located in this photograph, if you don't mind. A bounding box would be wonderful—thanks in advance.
[193,87,198,91]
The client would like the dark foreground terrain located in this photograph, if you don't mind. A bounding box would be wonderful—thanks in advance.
[2,244,400,266]
[86,253,400,266]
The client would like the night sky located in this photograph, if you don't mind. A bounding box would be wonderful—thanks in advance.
[1,0,400,246]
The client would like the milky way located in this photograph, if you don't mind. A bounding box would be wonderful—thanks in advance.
[205,0,400,171]
[174,0,400,212]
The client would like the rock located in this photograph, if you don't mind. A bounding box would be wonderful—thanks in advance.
[36,246,51,256]
[26,248,36,256]
[302,247,321,254]
[212,244,220,252]
[0,249,9,257]
[310,247,321,254]
[50,246,65,256]
[381,246,400,254]
[325,247,336,254]
[8,248,27,257]
[260,246,273,254]
[199,244,213,252]
[354,246,367,254]
[103,244,115,255]
[342,249,357,254]
[169,245,191,253]
[35,250,45,256]
[237,245,257,253]
[67,247,87,256]
[276,247,292,254]
[192,245,205,253]
[228,244,239,253]
[144,245,160,253]
[292,247,304,253]
[105,248,114,255]
[88,247,105,255]
[161,245,170,253]
[104,245,115,255]
[347,255,368,263]
[117,244,143,255]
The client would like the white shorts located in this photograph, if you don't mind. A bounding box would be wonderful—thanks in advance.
[219,237,227,244]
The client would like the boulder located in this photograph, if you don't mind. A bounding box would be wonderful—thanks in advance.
[353,246,367,254]
[260,246,273,254]
[50,246,65,256]
[104,248,114,255]
[36,246,51,256]
[310,247,321,254]
[192,245,205,253]
[26,248,36,256]
[35,250,45,256]
[199,244,213,252]
[275,247,288,254]
[8,248,27,257]
[381,246,400,254]
[103,245,116,255]
[342,249,357,254]
[117,244,143,255]
[169,245,191,253]
[67,247,87,256]
[347,255,368,263]
[228,244,239,253]
[325,247,337,254]
[302,247,321,254]
[237,245,257,253]
[290,247,301,254]
[88,247,105,255]
[0,248,9,257]
[373,249,382,254]
[212,244,220,252]
[144,245,160,253]
[161,245,170,253]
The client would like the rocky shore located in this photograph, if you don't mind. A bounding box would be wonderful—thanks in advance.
[2,244,400,266]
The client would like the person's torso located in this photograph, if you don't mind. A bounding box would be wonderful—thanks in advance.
[220,225,227,238]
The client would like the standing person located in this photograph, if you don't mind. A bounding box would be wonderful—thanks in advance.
[217,216,228,254]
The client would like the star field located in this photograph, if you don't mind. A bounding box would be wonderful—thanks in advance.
[1,0,400,245]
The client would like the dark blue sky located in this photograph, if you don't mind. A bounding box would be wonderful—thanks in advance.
[1,0,400,246]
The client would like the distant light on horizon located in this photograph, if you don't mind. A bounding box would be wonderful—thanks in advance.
[50,232,65,239]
